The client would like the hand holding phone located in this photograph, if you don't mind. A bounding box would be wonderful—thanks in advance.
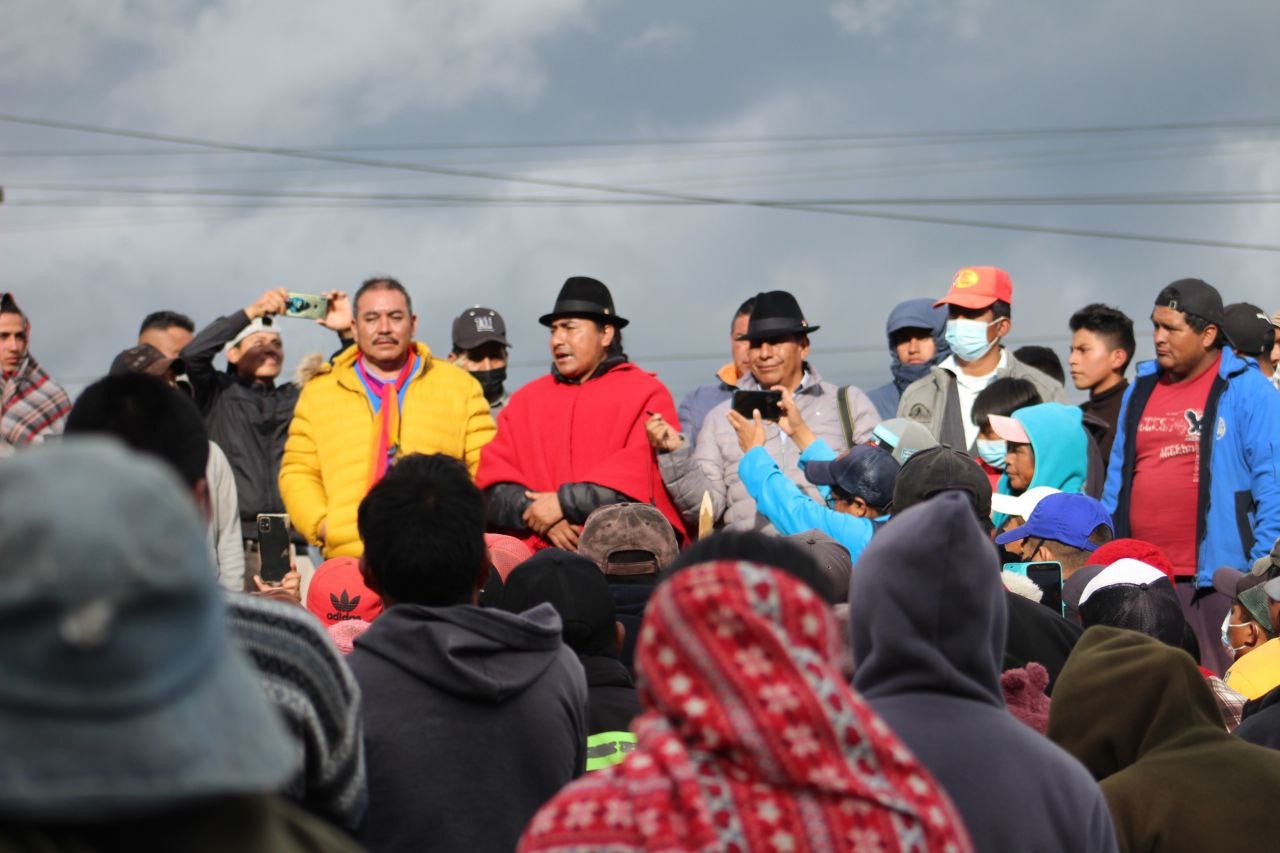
[257,513,292,583]
[732,390,783,421]
[284,292,329,320]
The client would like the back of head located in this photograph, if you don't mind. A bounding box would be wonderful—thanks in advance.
[850,491,1006,705]
[357,453,485,607]
[1091,538,1176,581]
[1012,345,1065,385]
[1048,626,1223,781]
[138,310,195,336]
[1223,302,1274,358]
[971,377,1041,430]
[0,439,291,819]
[785,530,853,604]
[65,373,209,489]
[892,445,994,522]
[1079,578,1187,648]
[496,549,618,657]
[578,503,679,579]
[665,529,833,601]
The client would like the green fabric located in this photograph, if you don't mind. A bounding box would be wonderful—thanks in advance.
[585,731,638,771]
[1049,626,1280,853]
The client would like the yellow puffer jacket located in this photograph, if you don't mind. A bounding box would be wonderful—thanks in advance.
[279,342,495,558]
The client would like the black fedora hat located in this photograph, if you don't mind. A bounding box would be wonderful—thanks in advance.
[737,290,819,340]
[538,276,630,328]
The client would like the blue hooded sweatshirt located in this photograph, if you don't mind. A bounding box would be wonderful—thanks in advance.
[1102,346,1280,585]
[994,402,1088,526]
[866,298,950,420]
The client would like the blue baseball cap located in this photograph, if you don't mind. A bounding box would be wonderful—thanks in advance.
[804,444,898,509]
[995,492,1114,551]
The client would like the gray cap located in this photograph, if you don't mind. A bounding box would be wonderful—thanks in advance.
[871,417,938,465]
[0,439,293,820]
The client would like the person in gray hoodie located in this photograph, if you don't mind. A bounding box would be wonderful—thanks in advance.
[849,490,1117,852]
[866,297,951,420]
[347,453,588,853]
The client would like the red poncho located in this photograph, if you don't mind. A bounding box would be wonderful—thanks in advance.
[476,363,685,547]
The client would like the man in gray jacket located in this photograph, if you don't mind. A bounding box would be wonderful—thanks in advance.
[897,266,1064,452]
[647,290,877,533]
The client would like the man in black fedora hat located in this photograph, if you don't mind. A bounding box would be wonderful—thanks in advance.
[477,276,685,551]
[646,290,877,533]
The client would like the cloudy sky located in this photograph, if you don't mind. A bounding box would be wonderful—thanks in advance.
[3,0,1278,400]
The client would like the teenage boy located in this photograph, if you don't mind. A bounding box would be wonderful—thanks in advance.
[1068,303,1136,464]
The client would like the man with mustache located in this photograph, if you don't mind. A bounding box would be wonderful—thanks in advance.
[281,277,495,559]
[1103,278,1280,675]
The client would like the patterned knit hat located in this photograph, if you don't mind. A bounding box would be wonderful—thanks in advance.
[520,560,971,851]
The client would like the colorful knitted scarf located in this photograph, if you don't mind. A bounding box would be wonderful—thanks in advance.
[520,560,971,852]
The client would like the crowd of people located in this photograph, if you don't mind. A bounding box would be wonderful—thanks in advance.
[2,265,1280,851]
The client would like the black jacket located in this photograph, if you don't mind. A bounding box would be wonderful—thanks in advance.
[581,654,641,735]
[348,603,587,853]
[1236,683,1280,750]
[182,311,299,540]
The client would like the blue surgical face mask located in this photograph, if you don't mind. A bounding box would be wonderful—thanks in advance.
[976,438,1008,469]
[944,318,1000,362]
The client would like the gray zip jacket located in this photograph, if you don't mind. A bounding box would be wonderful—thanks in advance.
[896,349,1065,450]
[657,366,876,532]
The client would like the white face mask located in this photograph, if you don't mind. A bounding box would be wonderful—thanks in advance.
[944,318,1000,362]
[976,438,1007,469]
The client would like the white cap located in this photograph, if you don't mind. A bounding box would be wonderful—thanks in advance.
[1079,558,1167,606]
[224,318,282,353]
[991,486,1061,521]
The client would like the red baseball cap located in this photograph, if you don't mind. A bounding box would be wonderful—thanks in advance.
[934,266,1014,310]
[306,557,384,626]
[485,533,535,581]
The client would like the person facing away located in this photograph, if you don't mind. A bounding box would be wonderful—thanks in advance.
[1068,303,1136,465]
[184,287,353,582]
[677,296,755,444]
[897,266,1065,454]
[447,305,512,411]
[1103,278,1280,676]
[346,452,587,853]
[866,297,951,420]
[1049,626,1280,853]
[0,439,360,852]
[520,558,973,853]
[280,276,496,559]
[0,291,71,450]
[648,289,876,533]
[491,548,642,771]
[105,343,246,592]
[850,491,1118,852]
[476,276,684,552]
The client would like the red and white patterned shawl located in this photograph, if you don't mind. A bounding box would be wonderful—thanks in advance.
[520,560,972,852]
[1,355,71,447]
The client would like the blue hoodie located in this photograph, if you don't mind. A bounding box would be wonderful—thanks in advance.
[866,298,950,420]
[1102,346,1280,585]
[994,402,1088,525]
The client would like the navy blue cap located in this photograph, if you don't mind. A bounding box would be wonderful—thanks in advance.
[995,492,1114,550]
[803,444,898,509]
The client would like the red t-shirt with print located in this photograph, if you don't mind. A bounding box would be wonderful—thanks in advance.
[1129,355,1220,576]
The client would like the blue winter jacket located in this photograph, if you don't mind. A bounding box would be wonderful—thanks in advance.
[1102,347,1280,586]
[738,440,886,562]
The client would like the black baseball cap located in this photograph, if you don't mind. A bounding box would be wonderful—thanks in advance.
[892,445,992,522]
[1223,302,1273,358]
[803,444,898,510]
[1154,278,1224,328]
[451,306,510,351]
[109,344,184,378]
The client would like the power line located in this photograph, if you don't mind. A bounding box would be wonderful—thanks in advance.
[0,115,1277,157]
[3,112,1279,252]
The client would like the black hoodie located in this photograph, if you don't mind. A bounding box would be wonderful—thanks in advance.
[1050,626,1280,853]
[850,492,1117,852]
[349,602,587,853]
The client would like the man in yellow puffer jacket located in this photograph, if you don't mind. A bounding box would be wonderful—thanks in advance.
[280,278,495,558]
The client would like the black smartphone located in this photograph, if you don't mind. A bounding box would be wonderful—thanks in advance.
[257,513,292,583]
[1025,561,1065,617]
[732,390,783,421]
